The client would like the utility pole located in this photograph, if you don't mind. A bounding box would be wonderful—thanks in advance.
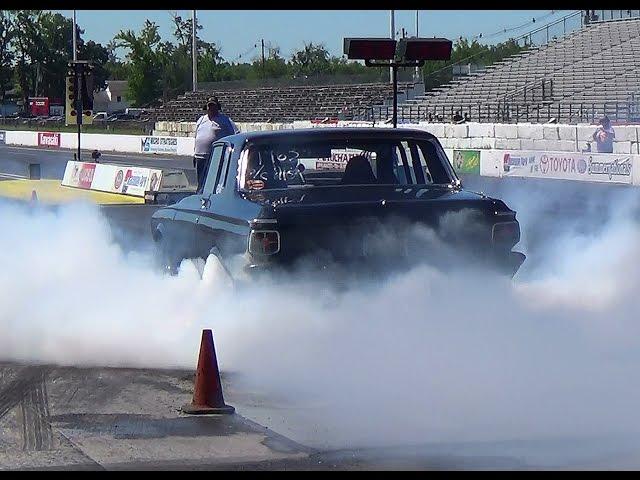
[389,10,395,84]
[261,39,265,80]
[72,10,77,62]
[192,10,197,92]
[72,10,79,160]
[415,10,420,81]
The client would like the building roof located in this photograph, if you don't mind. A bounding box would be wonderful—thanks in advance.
[106,80,127,98]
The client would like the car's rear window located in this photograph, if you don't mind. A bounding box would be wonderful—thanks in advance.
[239,138,454,190]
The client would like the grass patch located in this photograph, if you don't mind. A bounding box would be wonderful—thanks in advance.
[0,122,151,136]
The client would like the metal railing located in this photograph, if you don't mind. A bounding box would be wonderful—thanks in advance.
[514,10,584,47]
[357,100,640,125]
[589,10,640,23]
[500,78,554,107]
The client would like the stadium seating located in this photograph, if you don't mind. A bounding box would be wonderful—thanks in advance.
[152,82,412,123]
[389,17,640,124]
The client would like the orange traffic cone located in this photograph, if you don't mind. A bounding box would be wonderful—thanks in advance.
[182,329,235,415]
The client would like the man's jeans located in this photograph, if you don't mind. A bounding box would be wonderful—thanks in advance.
[194,155,208,191]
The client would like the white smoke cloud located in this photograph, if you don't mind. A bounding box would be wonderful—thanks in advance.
[1,183,640,460]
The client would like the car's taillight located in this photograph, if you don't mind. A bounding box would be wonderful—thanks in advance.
[249,230,281,256]
[492,221,520,247]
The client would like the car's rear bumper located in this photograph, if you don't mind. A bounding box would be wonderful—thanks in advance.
[241,249,526,280]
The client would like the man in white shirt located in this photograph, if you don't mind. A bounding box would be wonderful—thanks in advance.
[193,97,240,190]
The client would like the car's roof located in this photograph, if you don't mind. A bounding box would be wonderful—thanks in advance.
[223,127,438,145]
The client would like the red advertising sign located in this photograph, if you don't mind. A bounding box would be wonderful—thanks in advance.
[37,132,60,148]
[78,163,96,189]
[29,97,50,117]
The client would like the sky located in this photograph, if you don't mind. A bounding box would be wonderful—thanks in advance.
[52,10,574,62]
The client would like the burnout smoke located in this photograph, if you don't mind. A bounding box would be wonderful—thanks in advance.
[2,182,640,457]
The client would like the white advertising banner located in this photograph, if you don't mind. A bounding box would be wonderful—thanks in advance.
[141,136,178,154]
[62,161,163,197]
[495,150,634,185]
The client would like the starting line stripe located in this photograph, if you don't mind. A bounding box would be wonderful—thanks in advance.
[0,179,145,205]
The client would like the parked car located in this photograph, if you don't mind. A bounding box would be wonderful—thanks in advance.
[108,113,136,122]
[150,128,525,279]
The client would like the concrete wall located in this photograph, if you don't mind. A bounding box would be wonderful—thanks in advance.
[5,130,39,147]
[4,128,640,188]
[153,120,640,154]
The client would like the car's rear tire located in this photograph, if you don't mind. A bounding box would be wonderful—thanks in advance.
[153,224,183,275]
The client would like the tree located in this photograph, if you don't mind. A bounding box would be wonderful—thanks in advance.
[290,42,331,77]
[114,20,163,106]
[104,40,129,80]
[79,40,110,91]
[10,10,41,108]
[36,11,85,100]
[0,11,14,102]
[4,11,109,107]
[247,42,288,80]
[171,12,225,89]
[198,42,226,82]
[170,11,202,56]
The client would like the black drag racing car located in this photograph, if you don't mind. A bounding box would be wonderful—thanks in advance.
[150,128,525,279]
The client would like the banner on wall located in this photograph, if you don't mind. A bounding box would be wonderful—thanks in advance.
[62,161,163,197]
[499,150,633,184]
[141,136,178,154]
[37,132,60,148]
[452,149,481,174]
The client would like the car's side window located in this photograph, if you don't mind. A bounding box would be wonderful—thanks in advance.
[417,140,451,184]
[394,144,412,184]
[202,143,226,196]
[410,141,433,184]
[218,147,234,193]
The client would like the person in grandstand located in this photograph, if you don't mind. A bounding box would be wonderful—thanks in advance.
[592,115,615,153]
[193,96,240,190]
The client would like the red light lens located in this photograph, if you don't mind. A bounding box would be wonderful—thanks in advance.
[404,39,452,61]
[344,38,397,60]
[249,230,280,255]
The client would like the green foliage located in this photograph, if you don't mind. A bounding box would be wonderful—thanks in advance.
[0,11,14,101]
[290,42,331,76]
[10,10,41,106]
[79,40,110,91]
[4,10,110,109]
[114,20,164,106]
[104,40,129,81]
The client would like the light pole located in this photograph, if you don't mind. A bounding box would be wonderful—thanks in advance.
[415,10,420,81]
[192,10,197,92]
[389,10,395,84]
[72,10,77,61]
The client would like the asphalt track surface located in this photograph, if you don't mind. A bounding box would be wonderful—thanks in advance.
[0,145,193,181]
[0,144,194,250]
[2,144,640,470]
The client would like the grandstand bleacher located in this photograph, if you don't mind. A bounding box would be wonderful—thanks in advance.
[384,16,640,124]
[152,82,413,124]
